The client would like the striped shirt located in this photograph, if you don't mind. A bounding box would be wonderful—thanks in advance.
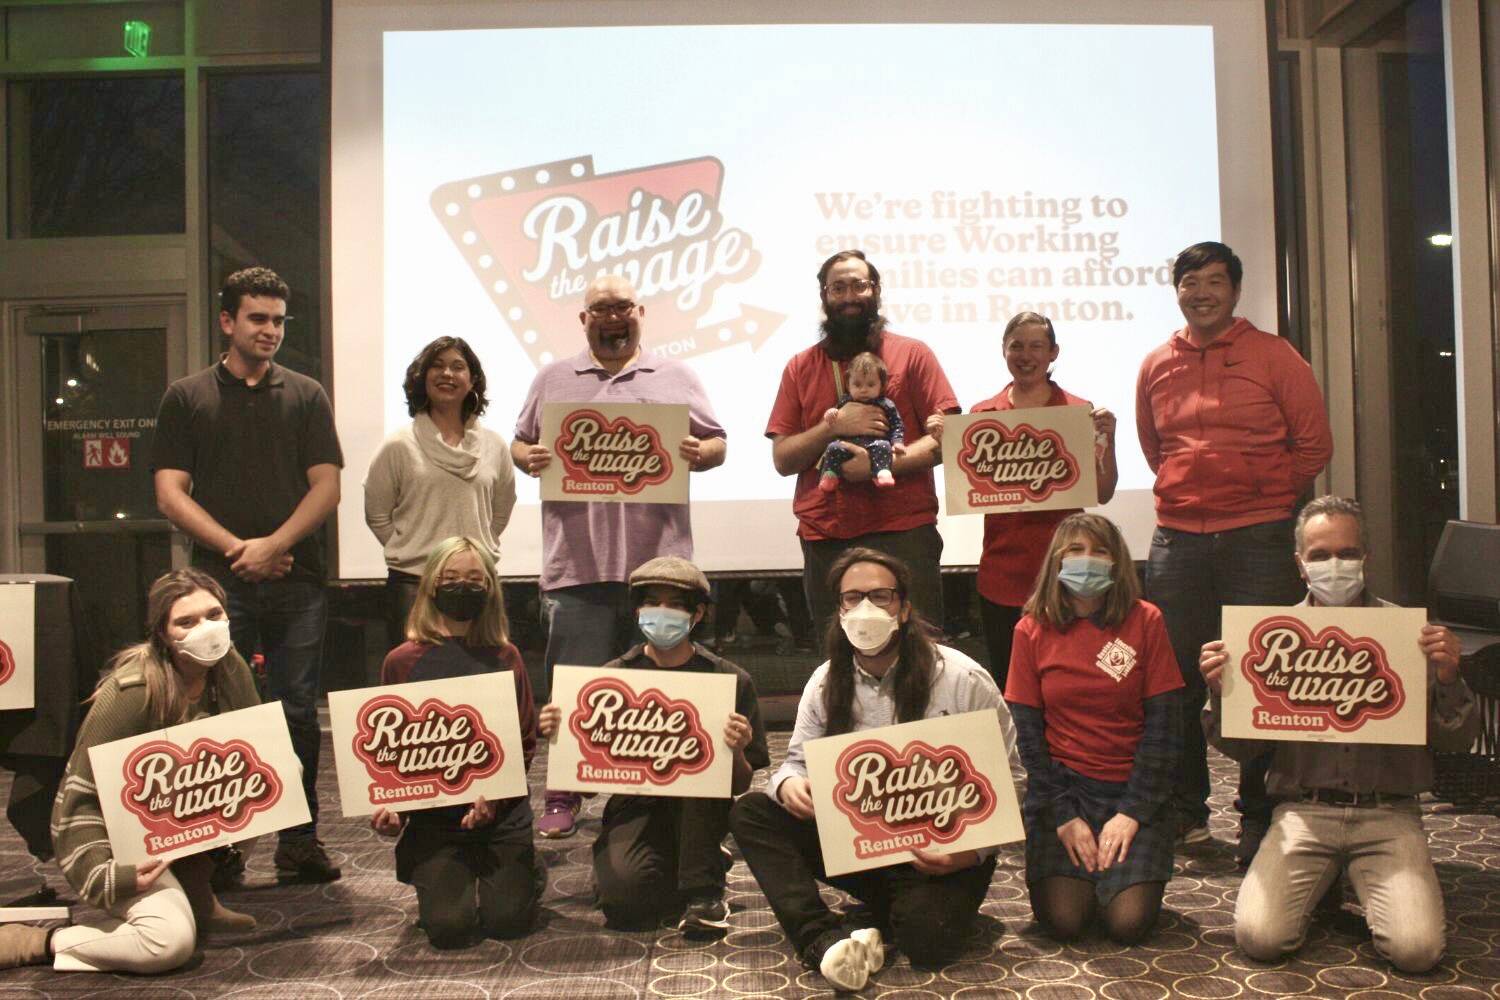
[50,650,260,910]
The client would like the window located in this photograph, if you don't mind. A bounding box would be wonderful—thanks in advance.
[6,76,186,237]
[207,72,324,379]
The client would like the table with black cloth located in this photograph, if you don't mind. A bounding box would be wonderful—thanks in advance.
[0,574,99,862]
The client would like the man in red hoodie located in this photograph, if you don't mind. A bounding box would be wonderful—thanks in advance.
[1135,241,1332,862]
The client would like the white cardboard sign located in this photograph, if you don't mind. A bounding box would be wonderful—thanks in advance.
[546,664,735,798]
[0,584,35,710]
[803,710,1024,877]
[1221,605,1429,745]
[539,401,690,504]
[328,673,528,817]
[90,702,310,865]
[943,406,1098,516]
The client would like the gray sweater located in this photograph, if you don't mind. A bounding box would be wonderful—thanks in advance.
[363,413,517,574]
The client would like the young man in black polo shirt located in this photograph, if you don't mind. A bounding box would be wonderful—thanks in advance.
[150,267,344,883]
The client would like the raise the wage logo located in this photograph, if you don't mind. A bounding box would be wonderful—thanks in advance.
[553,408,674,498]
[831,738,997,860]
[567,676,714,786]
[1238,616,1406,733]
[352,693,503,806]
[120,737,282,857]
[432,155,782,369]
[955,419,1081,508]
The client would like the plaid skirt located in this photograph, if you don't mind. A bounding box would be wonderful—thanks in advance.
[1022,765,1176,904]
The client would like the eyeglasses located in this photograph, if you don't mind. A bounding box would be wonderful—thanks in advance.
[438,576,488,589]
[824,279,875,297]
[838,587,899,611]
[587,301,638,318]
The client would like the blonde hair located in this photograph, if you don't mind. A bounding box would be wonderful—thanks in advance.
[406,536,510,646]
[1022,513,1141,630]
[92,568,229,728]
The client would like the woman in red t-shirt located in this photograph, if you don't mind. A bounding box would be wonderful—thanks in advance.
[1004,513,1183,944]
[957,313,1118,690]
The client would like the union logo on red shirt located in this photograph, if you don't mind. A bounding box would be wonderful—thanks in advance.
[1095,638,1137,682]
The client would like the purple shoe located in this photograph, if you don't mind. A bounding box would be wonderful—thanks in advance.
[538,791,581,839]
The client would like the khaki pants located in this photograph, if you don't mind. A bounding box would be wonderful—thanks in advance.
[1235,798,1445,973]
[51,870,196,974]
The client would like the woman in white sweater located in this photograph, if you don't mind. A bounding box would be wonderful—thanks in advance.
[365,336,517,646]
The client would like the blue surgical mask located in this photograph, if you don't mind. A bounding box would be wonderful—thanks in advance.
[638,606,694,649]
[1058,555,1115,598]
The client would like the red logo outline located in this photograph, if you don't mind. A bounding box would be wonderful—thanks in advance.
[120,737,283,855]
[1238,615,1407,733]
[352,694,504,800]
[831,738,998,854]
[431,154,775,371]
[569,676,714,786]
[956,419,1080,506]
[554,408,674,496]
[0,640,13,686]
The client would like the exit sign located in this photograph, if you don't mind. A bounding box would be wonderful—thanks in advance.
[123,20,151,58]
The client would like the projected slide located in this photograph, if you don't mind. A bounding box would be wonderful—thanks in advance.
[333,5,1277,579]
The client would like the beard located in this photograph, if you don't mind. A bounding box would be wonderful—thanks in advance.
[818,297,885,359]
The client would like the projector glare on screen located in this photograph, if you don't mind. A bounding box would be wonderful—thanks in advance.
[331,2,1277,580]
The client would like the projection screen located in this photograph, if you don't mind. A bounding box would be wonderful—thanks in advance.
[331,0,1278,580]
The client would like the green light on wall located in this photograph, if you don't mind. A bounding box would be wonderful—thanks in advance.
[123,20,152,58]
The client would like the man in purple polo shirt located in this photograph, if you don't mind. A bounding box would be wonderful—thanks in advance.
[513,274,727,838]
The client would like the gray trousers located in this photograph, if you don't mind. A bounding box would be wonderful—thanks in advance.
[1235,798,1445,973]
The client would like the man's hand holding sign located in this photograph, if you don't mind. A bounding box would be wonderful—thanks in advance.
[802,711,1022,878]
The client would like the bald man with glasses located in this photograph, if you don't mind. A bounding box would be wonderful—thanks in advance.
[511,274,728,839]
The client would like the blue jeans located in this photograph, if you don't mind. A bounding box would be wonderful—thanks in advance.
[539,582,635,701]
[1145,519,1303,830]
[540,582,636,803]
[221,577,326,841]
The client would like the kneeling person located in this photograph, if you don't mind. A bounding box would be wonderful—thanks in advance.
[373,537,543,948]
[539,556,768,937]
[731,549,1017,993]
[1007,513,1184,945]
[1202,496,1479,973]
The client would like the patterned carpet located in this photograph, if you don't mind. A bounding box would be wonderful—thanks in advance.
[2,732,1499,999]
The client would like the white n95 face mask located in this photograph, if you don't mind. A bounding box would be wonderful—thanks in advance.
[175,617,232,665]
[1303,557,1365,607]
[840,600,900,653]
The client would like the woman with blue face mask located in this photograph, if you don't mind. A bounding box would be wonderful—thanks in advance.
[1005,513,1185,945]
[536,556,769,938]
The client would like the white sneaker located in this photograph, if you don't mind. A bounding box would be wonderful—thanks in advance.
[819,935,870,992]
[851,927,885,973]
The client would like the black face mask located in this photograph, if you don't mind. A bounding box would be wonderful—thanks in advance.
[434,583,487,622]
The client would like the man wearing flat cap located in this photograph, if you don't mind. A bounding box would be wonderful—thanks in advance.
[538,556,768,938]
